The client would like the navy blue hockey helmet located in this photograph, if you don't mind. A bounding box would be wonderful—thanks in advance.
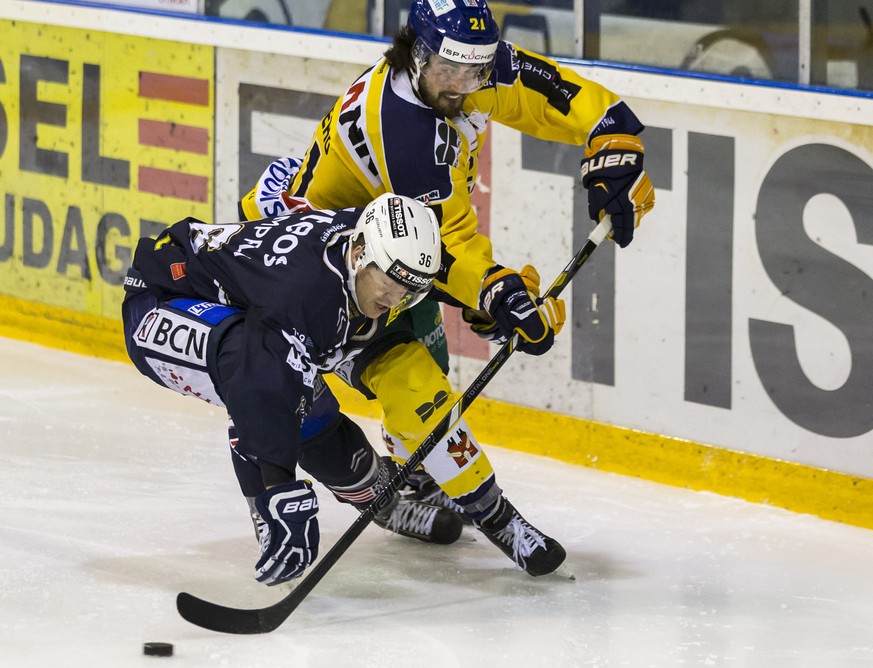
[408,0,500,94]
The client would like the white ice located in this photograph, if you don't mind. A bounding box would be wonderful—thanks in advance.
[1,336,872,668]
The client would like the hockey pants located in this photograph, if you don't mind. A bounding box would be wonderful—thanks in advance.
[360,340,502,516]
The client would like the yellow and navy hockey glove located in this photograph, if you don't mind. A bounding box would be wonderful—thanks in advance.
[478,265,566,356]
[464,265,544,343]
[581,134,655,248]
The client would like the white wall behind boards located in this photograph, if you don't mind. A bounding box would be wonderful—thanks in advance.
[2,1,872,479]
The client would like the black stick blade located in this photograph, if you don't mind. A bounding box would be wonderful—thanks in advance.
[176,592,286,635]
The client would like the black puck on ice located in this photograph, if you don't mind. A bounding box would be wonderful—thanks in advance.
[143,642,174,657]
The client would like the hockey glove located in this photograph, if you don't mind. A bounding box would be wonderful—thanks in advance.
[239,156,312,221]
[581,134,655,248]
[462,306,505,343]
[479,266,566,356]
[464,265,545,344]
[253,480,320,586]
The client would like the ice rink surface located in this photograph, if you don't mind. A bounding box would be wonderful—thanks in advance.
[1,337,872,667]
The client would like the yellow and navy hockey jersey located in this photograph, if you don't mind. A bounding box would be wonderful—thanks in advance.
[241,42,643,309]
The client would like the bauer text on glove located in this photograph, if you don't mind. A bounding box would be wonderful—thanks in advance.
[479,266,566,356]
[581,134,655,248]
[253,480,320,586]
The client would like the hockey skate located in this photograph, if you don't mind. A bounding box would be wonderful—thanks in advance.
[373,490,464,545]
[402,472,473,525]
[249,487,463,547]
[355,457,464,545]
[475,497,569,577]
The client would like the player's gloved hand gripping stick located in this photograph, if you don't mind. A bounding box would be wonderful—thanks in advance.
[176,216,615,634]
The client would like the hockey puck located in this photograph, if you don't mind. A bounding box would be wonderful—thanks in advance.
[143,642,174,657]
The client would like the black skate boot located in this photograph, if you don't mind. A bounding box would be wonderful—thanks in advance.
[474,497,566,576]
[362,457,463,545]
[402,471,473,525]
[373,490,464,545]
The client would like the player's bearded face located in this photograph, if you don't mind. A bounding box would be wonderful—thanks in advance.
[418,57,482,116]
[419,77,467,116]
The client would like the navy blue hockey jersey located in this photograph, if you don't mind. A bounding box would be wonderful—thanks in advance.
[131,208,365,470]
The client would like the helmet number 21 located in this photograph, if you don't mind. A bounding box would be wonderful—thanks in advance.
[469,17,487,31]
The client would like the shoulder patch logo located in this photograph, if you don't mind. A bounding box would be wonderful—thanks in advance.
[170,263,187,280]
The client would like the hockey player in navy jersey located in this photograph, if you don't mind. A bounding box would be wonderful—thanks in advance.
[122,194,464,586]
[238,0,655,578]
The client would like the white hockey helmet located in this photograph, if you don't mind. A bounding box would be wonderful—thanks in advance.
[352,193,441,310]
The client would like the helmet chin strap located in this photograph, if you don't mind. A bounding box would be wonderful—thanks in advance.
[408,38,432,99]
[346,243,366,314]
[409,59,424,98]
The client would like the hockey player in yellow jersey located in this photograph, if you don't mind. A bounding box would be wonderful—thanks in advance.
[239,0,654,577]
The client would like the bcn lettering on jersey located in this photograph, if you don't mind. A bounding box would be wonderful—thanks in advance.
[134,308,210,364]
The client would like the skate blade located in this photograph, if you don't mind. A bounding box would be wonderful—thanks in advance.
[551,562,576,580]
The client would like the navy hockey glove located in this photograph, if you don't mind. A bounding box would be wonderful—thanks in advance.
[253,480,319,586]
[581,134,655,248]
[479,265,565,356]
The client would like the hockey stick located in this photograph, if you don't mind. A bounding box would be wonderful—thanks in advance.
[176,216,613,634]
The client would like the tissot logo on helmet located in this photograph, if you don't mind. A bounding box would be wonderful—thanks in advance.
[388,261,432,291]
[387,197,409,238]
